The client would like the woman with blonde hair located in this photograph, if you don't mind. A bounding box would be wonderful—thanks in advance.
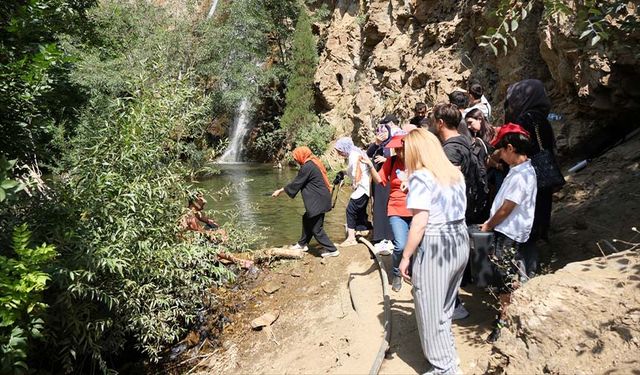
[399,128,469,374]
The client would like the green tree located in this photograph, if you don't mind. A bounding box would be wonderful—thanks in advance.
[280,7,319,133]
[0,0,94,166]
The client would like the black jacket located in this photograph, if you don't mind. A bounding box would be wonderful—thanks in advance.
[284,161,332,217]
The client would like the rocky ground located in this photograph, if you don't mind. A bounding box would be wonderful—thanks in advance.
[489,249,640,374]
[171,132,639,374]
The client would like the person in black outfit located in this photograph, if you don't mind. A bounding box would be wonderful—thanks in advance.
[430,102,477,320]
[366,117,396,250]
[409,102,427,126]
[504,78,560,275]
[272,146,339,257]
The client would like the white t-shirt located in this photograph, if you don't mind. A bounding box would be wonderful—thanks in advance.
[406,170,466,224]
[347,150,371,199]
[490,160,537,243]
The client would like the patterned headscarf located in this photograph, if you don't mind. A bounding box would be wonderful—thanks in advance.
[292,146,331,190]
[334,137,359,155]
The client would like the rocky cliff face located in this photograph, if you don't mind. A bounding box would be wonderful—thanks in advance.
[312,0,639,159]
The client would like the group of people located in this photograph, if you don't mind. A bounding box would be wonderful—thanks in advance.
[272,78,562,374]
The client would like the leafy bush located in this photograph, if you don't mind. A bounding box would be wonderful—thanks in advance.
[252,120,288,160]
[0,157,25,203]
[293,120,335,156]
[1,224,57,374]
[23,3,260,370]
[37,75,250,372]
[0,0,93,165]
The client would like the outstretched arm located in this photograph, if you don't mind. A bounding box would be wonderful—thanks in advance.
[276,163,311,198]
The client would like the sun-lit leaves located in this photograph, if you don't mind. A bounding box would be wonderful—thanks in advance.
[1,224,57,374]
[0,157,26,203]
[478,1,533,56]
[480,0,639,55]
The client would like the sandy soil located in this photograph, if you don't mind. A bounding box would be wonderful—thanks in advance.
[185,244,496,375]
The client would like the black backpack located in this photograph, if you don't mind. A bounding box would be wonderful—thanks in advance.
[446,137,490,224]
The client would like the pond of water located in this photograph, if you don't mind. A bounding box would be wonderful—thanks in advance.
[198,163,350,248]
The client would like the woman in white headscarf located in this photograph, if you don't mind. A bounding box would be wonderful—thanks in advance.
[334,137,372,246]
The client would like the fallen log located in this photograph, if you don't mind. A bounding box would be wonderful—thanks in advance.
[218,251,255,269]
[252,247,304,261]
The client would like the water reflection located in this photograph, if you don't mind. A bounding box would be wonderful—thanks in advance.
[199,163,350,247]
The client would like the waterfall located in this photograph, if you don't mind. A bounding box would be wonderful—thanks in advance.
[218,99,251,163]
[207,0,220,19]
[208,1,252,163]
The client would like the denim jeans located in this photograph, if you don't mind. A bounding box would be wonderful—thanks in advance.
[389,216,412,277]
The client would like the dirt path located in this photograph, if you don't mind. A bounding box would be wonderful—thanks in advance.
[377,255,495,375]
[190,243,495,374]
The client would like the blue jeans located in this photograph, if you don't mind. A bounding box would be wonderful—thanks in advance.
[389,216,412,277]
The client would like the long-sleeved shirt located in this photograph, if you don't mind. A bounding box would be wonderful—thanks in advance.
[284,161,332,217]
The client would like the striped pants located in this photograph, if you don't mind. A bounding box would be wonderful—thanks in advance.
[411,220,469,374]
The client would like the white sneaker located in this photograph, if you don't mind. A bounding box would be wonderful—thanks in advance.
[321,250,340,258]
[289,243,308,252]
[382,239,395,252]
[373,241,391,255]
[452,303,470,320]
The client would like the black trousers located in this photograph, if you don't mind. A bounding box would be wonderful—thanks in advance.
[346,194,371,231]
[298,213,337,252]
[490,232,526,293]
[371,182,394,243]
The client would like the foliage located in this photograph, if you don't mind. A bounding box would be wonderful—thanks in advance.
[40,76,244,372]
[0,0,298,372]
[252,120,289,161]
[1,224,57,374]
[0,0,94,165]
[293,120,335,156]
[280,7,320,133]
[576,1,639,46]
[479,0,639,56]
[0,157,25,203]
[0,1,259,372]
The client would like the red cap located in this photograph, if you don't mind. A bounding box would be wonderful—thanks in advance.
[385,134,406,149]
[491,123,531,147]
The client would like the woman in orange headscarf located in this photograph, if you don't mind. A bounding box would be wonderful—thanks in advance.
[272,147,338,257]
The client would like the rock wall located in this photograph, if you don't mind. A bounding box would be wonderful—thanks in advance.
[487,249,640,374]
[312,0,640,158]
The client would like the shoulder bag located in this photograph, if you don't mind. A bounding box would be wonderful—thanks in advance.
[530,122,566,190]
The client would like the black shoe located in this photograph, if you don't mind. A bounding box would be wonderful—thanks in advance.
[486,326,501,343]
[486,319,506,343]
